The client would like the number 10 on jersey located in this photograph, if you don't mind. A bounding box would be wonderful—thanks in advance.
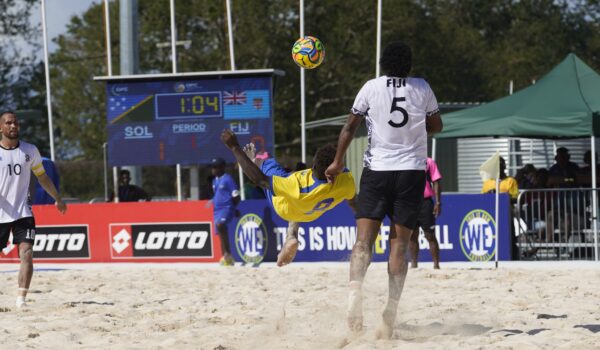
[7,164,22,176]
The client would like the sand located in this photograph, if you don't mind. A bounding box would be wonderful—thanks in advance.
[0,262,599,349]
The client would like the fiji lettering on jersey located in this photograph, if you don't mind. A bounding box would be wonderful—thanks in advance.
[386,78,406,88]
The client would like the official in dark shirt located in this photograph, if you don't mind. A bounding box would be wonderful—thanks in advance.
[108,170,151,202]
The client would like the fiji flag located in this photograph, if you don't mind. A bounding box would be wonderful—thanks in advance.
[223,89,270,120]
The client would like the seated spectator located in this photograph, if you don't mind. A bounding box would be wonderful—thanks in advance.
[108,169,151,202]
[547,147,579,187]
[515,164,537,190]
[577,150,600,187]
[481,156,519,201]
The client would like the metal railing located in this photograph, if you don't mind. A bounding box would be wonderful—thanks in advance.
[516,188,599,260]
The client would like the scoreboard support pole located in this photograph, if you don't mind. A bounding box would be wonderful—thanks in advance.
[169,0,184,201]
[226,0,246,200]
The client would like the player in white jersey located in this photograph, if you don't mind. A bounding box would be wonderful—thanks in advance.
[0,111,67,308]
[326,42,443,338]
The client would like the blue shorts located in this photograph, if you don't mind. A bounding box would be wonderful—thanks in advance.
[214,206,235,225]
[260,159,291,210]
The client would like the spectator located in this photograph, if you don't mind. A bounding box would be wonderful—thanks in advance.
[481,156,519,201]
[547,147,579,188]
[577,150,600,187]
[108,169,151,202]
[515,164,537,190]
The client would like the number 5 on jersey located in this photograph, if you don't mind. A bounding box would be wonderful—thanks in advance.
[389,97,408,128]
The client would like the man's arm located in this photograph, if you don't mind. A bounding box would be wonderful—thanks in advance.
[325,114,363,182]
[426,112,443,135]
[36,173,67,213]
[221,129,270,189]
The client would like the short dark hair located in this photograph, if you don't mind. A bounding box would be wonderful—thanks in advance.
[313,143,337,176]
[120,169,131,177]
[379,41,412,77]
[0,111,16,120]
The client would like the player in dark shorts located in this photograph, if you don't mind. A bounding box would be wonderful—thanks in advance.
[326,42,443,338]
[0,111,67,308]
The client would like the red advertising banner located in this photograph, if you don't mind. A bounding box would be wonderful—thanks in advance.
[0,201,220,263]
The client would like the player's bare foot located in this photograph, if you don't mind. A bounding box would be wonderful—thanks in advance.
[347,282,363,332]
[243,143,256,160]
[433,264,440,269]
[375,321,393,339]
[277,238,298,266]
[347,316,363,332]
[375,307,396,339]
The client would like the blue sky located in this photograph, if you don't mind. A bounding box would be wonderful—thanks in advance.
[31,0,100,52]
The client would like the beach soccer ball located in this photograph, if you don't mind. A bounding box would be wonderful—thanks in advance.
[291,36,325,69]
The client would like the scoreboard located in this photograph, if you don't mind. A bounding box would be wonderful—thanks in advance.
[96,70,278,166]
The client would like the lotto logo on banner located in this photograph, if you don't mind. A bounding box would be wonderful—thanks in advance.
[459,209,496,262]
[234,214,268,264]
[34,225,91,259]
[109,222,213,259]
[1,225,90,260]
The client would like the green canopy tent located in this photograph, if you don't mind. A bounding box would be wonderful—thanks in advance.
[435,53,600,139]
[434,53,600,262]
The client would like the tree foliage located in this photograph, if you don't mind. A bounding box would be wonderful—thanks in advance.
[28,0,600,198]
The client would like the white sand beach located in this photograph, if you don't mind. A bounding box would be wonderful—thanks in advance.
[0,262,599,349]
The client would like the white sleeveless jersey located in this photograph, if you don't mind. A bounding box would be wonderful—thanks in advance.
[0,141,45,223]
[351,76,439,171]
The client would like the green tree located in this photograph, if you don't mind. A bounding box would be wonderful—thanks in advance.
[46,0,600,165]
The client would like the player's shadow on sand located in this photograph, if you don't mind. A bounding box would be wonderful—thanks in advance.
[395,322,492,341]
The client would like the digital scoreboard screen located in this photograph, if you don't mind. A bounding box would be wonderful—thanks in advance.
[104,74,275,166]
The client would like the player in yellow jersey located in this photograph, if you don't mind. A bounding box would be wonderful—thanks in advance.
[220,129,356,266]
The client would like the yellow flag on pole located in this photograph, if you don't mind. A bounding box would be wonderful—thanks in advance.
[479,151,500,182]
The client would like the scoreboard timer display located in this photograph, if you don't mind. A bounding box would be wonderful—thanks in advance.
[97,70,277,166]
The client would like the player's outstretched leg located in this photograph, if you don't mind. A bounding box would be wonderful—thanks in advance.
[277,221,300,266]
[347,219,379,332]
[376,223,411,340]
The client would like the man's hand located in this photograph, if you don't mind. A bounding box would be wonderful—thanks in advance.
[221,129,240,149]
[433,202,441,217]
[204,199,213,209]
[325,160,344,183]
[55,199,67,214]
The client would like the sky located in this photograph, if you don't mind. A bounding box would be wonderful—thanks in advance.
[30,0,100,52]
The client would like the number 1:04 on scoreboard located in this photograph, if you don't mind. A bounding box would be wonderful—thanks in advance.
[154,91,223,120]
